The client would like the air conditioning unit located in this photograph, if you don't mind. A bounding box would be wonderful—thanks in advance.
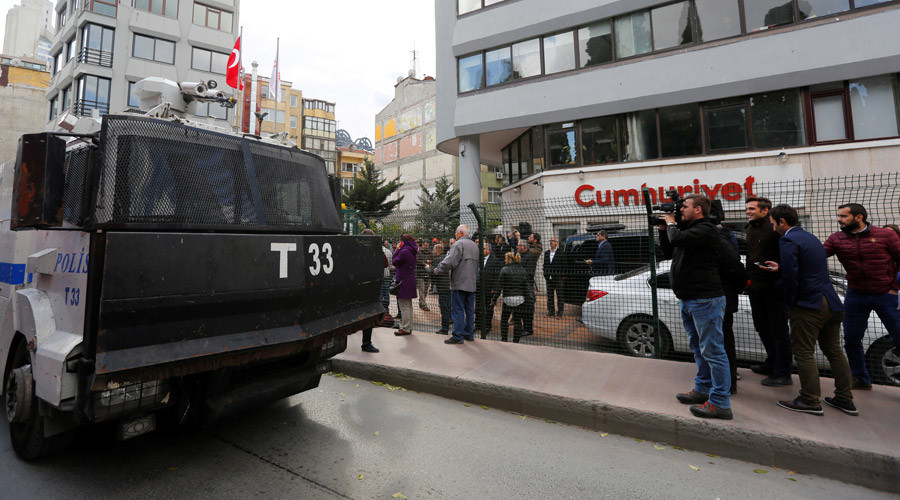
[495,172,503,180]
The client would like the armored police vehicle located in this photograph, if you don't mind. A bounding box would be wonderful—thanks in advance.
[0,78,382,458]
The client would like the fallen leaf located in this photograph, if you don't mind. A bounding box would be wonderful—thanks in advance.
[168,467,177,471]
[355,384,360,387]
[654,445,666,450]
[600,433,609,437]
[339,393,346,396]
[371,381,384,386]
[689,465,700,471]
[672,446,685,451]
[373,431,380,436]
[788,471,795,475]
[464,404,471,407]
[754,469,769,474]
[635,439,644,442]
[545,419,555,424]
[521,415,527,419]
[401,388,408,392]
[786,478,797,482]
[357,473,364,480]
[392,494,407,499]
[481,405,489,410]
[707,454,717,457]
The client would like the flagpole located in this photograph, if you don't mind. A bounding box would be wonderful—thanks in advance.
[276,37,280,136]
[238,26,244,133]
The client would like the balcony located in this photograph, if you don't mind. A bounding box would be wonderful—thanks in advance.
[74,98,110,117]
[79,47,113,68]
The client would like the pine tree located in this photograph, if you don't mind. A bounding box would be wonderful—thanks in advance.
[415,175,460,237]
[341,158,403,216]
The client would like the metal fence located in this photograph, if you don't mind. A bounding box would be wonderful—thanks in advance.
[358,172,900,386]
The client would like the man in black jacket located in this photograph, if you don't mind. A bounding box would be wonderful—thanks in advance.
[745,196,793,386]
[659,195,732,420]
[543,236,564,317]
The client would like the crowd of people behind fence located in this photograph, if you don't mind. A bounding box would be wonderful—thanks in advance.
[357,197,900,422]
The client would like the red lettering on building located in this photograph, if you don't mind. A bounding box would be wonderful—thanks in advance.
[575,184,595,207]
[572,175,757,208]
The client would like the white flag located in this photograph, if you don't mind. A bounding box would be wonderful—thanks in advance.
[269,40,282,102]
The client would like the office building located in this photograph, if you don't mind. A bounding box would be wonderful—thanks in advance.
[3,0,54,65]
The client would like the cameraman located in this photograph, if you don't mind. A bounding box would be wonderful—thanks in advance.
[659,194,732,420]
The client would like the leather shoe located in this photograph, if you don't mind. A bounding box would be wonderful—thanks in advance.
[851,379,872,390]
[761,376,793,387]
[750,364,772,375]
[394,330,412,336]
[361,344,379,353]
[823,397,859,416]
[676,389,709,405]
[690,401,733,420]
[777,396,823,415]
[444,337,464,344]
[463,336,475,341]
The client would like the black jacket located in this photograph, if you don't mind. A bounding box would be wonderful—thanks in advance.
[660,218,725,300]
[543,247,564,280]
[745,217,781,291]
[520,250,539,286]
[718,227,747,313]
[496,263,528,301]
[431,254,450,294]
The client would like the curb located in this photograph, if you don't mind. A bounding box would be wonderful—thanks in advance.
[332,357,900,494]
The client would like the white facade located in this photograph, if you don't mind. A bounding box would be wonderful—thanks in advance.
[45,0,240,128]
[3,0,54,65]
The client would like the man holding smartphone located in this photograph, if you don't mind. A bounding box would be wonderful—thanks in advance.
[746,196,793,386]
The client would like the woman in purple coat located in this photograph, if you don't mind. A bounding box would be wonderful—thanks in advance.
[392,234,418,335]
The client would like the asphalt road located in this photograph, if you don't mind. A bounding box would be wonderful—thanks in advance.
[0,374,892,500]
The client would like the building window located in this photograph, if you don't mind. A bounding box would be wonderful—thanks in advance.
[134,0,179,18]
[798,0,850,19]
[193,3,233,32]
[66,37,76,62]
[543,31,575,75]
[750,89,806,148]
[290,94,298,107]
[75,75,111,117]
[658,103,702,158]
[743,0,794,32]
[191,47,228,74]
[705,99,749,151]
[53,51,63,74]
[84,0,117,16]
[582,116,618,165]
[80,24,114,67]
[485,47,511,87]
[458,53,483,92]
[341,178,355,191]
[194,101,228,120]
[511,38,540,80]
[458,0,481,15]
[61,84,72,112]
[57,8,66,30]
[290,115,297,128]
[133,34,175,64]
[578,20,613,68]
[127,81,140,107]
[849,74,900,140]
[694,0,742,42]
[621,109,659,161]
[651,1,693,51]
[342,162,356,173]
[49,95,58,121]
[615,10,652,59]
[548,122,579,167]
[488,188,501,204]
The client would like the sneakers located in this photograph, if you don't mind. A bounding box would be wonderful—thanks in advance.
[761,375,793,387]
[750,364,773,375]
[444,337,464,344]
[394,330,412,336]
[851,379,873,391]
[777,396,824,415]
[361,344,379,353]
[823,397,859,416]
[690,401,733,420]
[676,389,709,405]
[419,305,431,312]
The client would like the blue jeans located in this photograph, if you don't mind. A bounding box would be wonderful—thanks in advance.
[842,290,900,384]
[681,296,730,409]
[451,290,475,340]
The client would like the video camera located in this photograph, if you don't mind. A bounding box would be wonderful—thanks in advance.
[652,189,725,226]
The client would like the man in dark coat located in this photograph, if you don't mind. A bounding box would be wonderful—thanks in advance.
[765,204,856,416]
[431,243,451,335]
[586,230,615,276]
[476,242,502,338]
[543,236,564,317]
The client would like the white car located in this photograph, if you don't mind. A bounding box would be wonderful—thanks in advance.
[582,260,899,386]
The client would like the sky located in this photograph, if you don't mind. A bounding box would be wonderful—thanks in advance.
[0,0,437,141]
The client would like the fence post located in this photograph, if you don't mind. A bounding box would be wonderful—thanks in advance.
[467,202,487,339]
[642,188,662,359]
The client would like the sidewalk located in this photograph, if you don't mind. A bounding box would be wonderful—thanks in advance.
[334,328,900,494]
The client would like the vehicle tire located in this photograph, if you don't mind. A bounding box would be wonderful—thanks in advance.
[616,316,672,359]
[865,336,900,387]
[5,338,73,460]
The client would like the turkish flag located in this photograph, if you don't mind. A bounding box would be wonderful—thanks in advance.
[226,36,243,90]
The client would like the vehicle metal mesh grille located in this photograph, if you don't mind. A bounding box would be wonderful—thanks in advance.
[62,147,89,225]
